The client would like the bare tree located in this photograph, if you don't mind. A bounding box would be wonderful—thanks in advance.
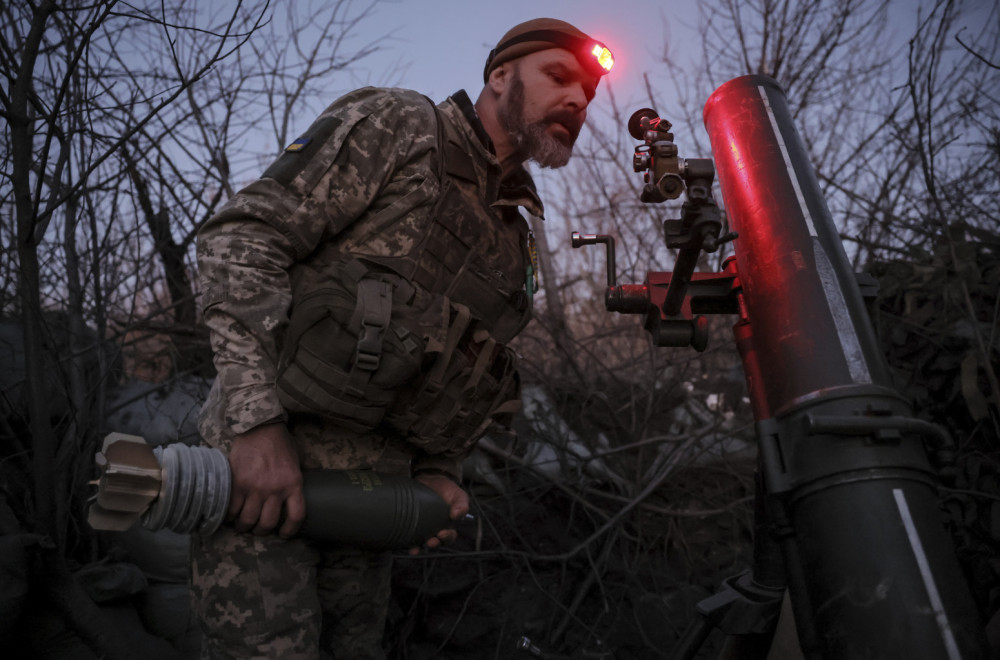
[101,0,397,373]
[0,2,268,655]
[898,0,1000,430]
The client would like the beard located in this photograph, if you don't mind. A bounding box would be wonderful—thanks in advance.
[496,67,581,169]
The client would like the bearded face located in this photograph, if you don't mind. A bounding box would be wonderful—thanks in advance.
[496,65,582,169]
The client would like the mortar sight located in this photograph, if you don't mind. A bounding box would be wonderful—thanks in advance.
[629,108,689,203]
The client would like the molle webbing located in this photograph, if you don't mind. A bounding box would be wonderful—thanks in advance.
[385,318,523,457]
[384,107,530,344]
[276,259,422,430]
[276,97,527,449]
[351,277,394,376]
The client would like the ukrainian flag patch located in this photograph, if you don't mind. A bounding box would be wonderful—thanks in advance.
[285,137,311,153]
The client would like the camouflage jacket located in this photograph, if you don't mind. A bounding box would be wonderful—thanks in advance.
[196,87,543,479]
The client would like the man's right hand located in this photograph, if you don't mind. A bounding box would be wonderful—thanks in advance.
[227,422,305,539]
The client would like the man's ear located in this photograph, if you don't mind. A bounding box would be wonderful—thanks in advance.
[488,63,509,95]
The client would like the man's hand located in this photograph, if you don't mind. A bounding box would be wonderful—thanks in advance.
[409,473,469,555]
[227,422,305,538]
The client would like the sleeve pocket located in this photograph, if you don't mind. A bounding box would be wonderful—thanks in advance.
[199,286,229,313]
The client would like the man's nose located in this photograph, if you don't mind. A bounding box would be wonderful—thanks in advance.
[565,83,589,112]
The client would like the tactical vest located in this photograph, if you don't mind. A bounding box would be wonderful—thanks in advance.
[275,97,531,457]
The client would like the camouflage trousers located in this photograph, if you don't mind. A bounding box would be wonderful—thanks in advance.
[191,527,393,660]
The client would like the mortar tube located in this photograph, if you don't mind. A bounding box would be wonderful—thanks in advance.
[704,74,987,658]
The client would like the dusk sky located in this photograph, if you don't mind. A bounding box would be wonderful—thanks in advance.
[340,0,684,120]
[342,1,954,109]
[316,0,939,161]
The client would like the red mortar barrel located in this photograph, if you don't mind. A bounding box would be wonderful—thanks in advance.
[703,74,987,659]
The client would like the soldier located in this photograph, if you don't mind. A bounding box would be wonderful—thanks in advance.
[192,17,614,660]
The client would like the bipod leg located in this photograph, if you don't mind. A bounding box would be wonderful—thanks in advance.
[671,469,786,660]
[670,571,785,660]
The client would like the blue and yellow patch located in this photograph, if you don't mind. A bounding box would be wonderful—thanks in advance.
[263,116,340,185]
[284,137,311,153]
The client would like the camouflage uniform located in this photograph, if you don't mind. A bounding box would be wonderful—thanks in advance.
[193,87,542,659]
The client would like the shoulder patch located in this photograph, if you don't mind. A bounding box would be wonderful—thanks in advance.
[262,116,342,186]
[284,137,311,152]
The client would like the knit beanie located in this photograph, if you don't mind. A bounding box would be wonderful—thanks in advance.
[483,18,613,83]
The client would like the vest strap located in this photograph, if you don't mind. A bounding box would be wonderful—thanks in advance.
[352,278,393,372]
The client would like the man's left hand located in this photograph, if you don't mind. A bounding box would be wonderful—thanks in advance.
[409,473,469,555]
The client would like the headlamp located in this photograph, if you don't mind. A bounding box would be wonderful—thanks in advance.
[590,43,614,73]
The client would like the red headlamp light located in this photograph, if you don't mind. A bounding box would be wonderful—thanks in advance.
[590,42,614,73]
